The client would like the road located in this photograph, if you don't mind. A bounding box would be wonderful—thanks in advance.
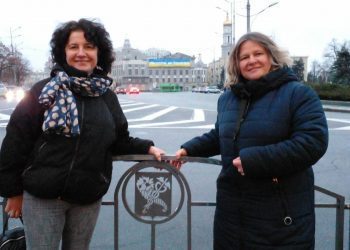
[0,92,349,249]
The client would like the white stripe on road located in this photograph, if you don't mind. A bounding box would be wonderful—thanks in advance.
[0,113,10,121]
[123,104,159,113]
[121,103,145,107]
[128,106,177,122]
[329,126,350,130]
[129,109,205,128]
[129,124,215,129]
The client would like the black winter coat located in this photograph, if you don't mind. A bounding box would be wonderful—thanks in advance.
[181,68,328,249]
[0,77,153,204]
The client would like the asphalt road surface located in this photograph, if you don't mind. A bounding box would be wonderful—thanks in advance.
[0,92,349,249]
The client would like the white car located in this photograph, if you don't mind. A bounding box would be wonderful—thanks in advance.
[206,86,221,94]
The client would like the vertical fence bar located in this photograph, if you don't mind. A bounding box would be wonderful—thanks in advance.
[335,196,345,250]
[151,223,155,250]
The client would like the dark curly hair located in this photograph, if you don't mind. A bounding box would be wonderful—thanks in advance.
[50,18,115,73]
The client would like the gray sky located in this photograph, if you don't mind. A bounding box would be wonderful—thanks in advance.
[1,0,349,71]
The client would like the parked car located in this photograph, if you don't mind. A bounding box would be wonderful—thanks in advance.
[191,87,200,93]
[129,87,140,94]
[115,87,127,94]
[207,86,221,94]
[0,83,8,98]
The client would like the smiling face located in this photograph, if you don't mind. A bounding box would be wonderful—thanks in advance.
[65,30,98,74]
[238,40,272,81]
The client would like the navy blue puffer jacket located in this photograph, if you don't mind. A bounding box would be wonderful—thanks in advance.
[182,68,328,249]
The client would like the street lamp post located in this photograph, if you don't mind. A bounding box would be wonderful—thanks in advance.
[247,0,251,32]
[246,1,279,33]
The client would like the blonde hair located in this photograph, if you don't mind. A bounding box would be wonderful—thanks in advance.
[226,32,292,86]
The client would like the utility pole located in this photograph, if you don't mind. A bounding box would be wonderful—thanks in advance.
[232,0,235,45]
[247,0,251,32]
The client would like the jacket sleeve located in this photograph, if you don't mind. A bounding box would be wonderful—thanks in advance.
[109,94,154,155]
[240,84,329,179]
[0,89,44,197]
[181,121,220,157]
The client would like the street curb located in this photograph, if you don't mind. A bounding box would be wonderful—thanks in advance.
[321,100,350,113]
[323,106,350,113]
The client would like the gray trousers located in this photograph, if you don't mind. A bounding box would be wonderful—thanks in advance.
[22,191,101,250]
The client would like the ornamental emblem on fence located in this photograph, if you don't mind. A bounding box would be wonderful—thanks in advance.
[135,172,172,216]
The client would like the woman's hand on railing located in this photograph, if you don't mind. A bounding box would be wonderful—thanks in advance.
[171,148,188,170]
[148,146,165,162]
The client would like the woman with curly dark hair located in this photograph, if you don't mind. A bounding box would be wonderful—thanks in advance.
[0,18,164,249]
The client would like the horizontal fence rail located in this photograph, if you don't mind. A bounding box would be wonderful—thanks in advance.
[1,155,349,250]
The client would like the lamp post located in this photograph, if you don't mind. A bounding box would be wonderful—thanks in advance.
[247,0,251,32]
[246,1,279,33]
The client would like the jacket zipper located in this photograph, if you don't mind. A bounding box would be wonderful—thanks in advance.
[272,177,293,226]
[61,100,85,195]
[22,141,48,177]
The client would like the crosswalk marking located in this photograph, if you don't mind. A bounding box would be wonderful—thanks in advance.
[121,103,145,107]
[123,104,159,113]
[0,101,349,130]
[330,126,350,130]
[0,113,10,121]
[129,109,205,128]
[128,106,177,122]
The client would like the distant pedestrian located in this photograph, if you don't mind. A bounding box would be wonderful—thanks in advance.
[173,32,328,249]
[0,18,164,249]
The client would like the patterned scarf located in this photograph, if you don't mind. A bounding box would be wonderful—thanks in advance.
[39,70,112,137]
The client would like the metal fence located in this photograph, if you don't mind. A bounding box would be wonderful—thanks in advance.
[1,155,350,250]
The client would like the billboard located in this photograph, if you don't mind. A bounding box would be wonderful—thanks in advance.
[148,58,192,68]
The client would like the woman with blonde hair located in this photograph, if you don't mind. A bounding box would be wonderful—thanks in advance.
[174,32,328,249]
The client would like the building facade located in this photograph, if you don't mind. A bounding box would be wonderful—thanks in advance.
[111,40,207,91]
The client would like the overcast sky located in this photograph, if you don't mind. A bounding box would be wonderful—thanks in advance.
[0,0,349,71]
